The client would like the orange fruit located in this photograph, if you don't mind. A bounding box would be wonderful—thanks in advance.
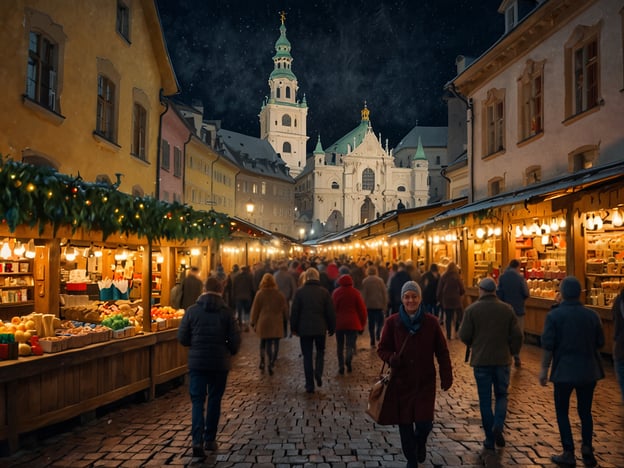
[11,316,21,325]
[16,323,26,332]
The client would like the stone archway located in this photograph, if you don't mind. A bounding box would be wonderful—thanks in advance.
[360,198,375,224]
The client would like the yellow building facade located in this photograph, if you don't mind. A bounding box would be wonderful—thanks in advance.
[0,0,178,196]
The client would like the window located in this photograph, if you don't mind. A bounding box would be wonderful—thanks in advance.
[435,156,441,165]
[173,147,182,177]
[116,1,130,41]
[518,59,545,140]
[565,24,601,118]
[282,114,291,126]
[261,181,266,195]
[96,75,116,140]
[525,165,541,185]
[24,9,66,115]
[26,32,58,111]
[161,139,170,170]
[276,88,281,98]
[483,88,505,156]
[504,3,517,33]
[362,168,375,191]
[568,145,598,172]
[488,177,505,196]
[282,142,291,153]
[397,186,406,192]
[331,181,339,189]
[286,86,291,99]
[132,103,147,160]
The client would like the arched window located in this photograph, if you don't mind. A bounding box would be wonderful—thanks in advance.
[397,186,406,192]
[362,168,375,191]
[286,87,291,98]
[282,114,291,126]
[283,142,292,153]
[331,181,339,189]
[276,88,281,98]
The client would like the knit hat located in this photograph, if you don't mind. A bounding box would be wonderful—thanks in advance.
[560,276,581,300]
[401,281,421,297]
[478,277,497,293]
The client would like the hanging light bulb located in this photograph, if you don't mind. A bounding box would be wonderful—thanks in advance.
[530,219,540,235]
[487,227,494,237]
[522,223,531,237]
[613,208,623,227]
[13,241,25,257]
[550,217,559,232]
[494,226,502,236]
[515,225,522,238]
[94,247,103,258]
[586,214,595,231]
[25,239,36,259]
[540,221,550,234]
[559,217,566,229]
[433,235,440,244]
[156,253,164,264]
[0,239,12,259]
[476,227,485,239]
[65,246,77,262]
[593,213,603,230]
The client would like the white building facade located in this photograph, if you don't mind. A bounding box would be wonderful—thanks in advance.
[295,106,429,234]
[259,18,308,177]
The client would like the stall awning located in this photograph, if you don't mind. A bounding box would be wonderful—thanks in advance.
[433,160,624,222]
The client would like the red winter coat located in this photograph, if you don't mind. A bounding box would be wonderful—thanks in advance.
[332,275,367,332]
[377,313,452,424]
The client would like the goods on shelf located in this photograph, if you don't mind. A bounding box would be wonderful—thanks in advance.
[150,305,184,330]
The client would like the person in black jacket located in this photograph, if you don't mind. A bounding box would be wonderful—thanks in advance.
[177,277,241,460]
[290,268,336,393]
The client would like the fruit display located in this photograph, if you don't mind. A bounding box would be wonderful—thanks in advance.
[150,306,184,330]
[61,299,143,324]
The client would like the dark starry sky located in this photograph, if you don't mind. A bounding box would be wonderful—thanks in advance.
[155,0,503,152]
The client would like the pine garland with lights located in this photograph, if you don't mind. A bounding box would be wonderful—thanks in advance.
[0,156,231,242]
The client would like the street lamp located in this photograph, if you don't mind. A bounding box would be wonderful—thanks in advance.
[299,228,305,241]
[245,199,255,220]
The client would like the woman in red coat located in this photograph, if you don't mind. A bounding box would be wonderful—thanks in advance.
[377,281,453,467]
[332,274,367,374]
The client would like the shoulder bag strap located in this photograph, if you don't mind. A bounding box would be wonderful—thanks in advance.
[378,333,412,376]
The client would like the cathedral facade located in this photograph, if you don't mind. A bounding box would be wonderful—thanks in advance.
[261,18,429,236]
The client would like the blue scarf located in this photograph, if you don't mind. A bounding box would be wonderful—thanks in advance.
[399,303,425,335]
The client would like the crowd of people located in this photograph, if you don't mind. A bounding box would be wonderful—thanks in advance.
[174,255,624,467]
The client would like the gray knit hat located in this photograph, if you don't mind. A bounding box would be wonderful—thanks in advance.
[401,281,421,297]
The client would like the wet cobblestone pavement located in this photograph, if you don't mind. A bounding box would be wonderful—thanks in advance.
[2,331,623,467]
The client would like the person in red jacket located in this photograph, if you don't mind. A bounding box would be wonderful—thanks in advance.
[332,274,367,374]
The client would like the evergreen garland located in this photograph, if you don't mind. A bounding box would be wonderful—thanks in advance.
[0,156,231,242]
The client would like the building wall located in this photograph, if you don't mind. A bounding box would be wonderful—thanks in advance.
[159,105,188,202]
[184,137,217,212]
[467,0,624,201]
[0,0,177,195]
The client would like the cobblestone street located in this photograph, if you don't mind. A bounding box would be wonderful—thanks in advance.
[2,330,623,467]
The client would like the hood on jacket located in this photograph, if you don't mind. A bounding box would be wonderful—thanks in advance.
[337,274,353,287]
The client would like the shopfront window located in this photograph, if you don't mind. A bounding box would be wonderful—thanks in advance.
[584,209,624,308]
[472,225,502,286]
[514,217,566,298]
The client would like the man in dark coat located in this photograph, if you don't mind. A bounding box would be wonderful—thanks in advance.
[540,276,604,467]
[496,259,530,368]
[388,262,411,315]
[290,268,336,393]
[459,277,522,452]
[177,277,241,460]
[180,266,204,310]
[612,289,624,404]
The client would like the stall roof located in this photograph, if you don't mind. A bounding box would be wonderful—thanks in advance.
[432,160,624,222]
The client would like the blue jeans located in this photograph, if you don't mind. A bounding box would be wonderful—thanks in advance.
[367,308,384,344]
[615,358,624,403]
[473,365,510,448]
[299,335,326,391]
[335,330,357,370]
[553,381,596,452]
[189,369,228,447]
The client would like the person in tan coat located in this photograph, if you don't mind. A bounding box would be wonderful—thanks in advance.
[250,273,289,375]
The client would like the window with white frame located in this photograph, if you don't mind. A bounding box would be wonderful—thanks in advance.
[483,88,505,156]
[518,59,545,140]
[362,168,375,191]
[116,0,130,41]
[504,2,517,33]
[565,24,601,118]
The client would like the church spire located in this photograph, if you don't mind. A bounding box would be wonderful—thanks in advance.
[413,136,427,160]
[361,101,370,122]
[270,13,296,82]
[313,135,324,155]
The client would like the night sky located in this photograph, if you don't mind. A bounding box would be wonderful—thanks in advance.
[155,0,503,152]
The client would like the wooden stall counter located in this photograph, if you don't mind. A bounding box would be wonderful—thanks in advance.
[0,329,187,454]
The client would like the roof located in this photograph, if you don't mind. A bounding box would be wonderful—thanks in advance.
[217,129,294,182]
[394,126,448,152]
[434,160,624,222]
[324,120,370,155]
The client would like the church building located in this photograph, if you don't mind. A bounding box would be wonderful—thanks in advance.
[260,16,429,236]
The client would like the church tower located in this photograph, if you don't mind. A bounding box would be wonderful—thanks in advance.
[259,13,308,177]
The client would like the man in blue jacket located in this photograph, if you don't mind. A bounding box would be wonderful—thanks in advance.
[178,277,241,460]
[540,276,604,467]
[496,259,529,368]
